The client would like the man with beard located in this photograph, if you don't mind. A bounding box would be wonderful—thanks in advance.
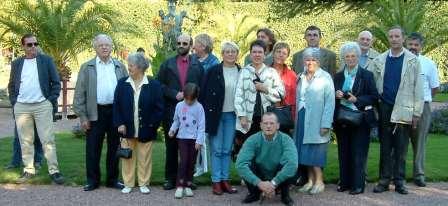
[157,34,204,190]
[406,32,439,187]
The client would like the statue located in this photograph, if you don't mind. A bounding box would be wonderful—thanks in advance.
[159,0,187,51]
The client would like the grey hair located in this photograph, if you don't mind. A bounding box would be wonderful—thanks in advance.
[339,42,361,66]
[195,33,214,53]
[221,41,239,54]
[302,47,320,61]
[358,30,373,40]
[92,34,113,48]
[127,52,150,72]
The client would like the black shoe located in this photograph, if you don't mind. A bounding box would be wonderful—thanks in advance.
[106,181,124,189]
[373,184,389,193]
[49,172,65,185]
[281,192,294,206]
[16,172,35,184]
[349,188,364,195]
[190,182,198,190]
[295,176,307,186]
[337,185,349,192]
[414,179,426,187]
[163,181,175,190]
[242,194,260,204]
[395,185,408,195]
[83,184,99,191]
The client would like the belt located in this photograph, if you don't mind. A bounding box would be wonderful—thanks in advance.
[97,104,113,108]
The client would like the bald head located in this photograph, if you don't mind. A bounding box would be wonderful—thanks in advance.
[176,33,193,56]
[357,31,373,53]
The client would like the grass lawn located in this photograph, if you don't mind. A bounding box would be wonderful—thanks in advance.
[0,133,447,186]
[433,92,448,102]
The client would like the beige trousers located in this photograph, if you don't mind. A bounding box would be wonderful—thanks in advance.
[121,138,153,187]
[14,100,59,175]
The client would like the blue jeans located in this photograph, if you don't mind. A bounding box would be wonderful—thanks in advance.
[10,125,43,166]
[210,112,236,183]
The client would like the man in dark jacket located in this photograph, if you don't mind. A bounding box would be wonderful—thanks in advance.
[157,33,204,190]
[8,33,63,184]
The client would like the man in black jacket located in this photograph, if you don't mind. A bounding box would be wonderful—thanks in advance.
[157,33,204,190]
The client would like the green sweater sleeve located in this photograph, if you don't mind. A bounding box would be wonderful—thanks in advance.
[272,135,298,184]
[236,136,261,186]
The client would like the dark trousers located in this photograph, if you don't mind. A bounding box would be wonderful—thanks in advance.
[245,164,292,198]
[335,123,371,190]
[233,116,261,161]
[10,124,43,166]
[162,120,178,183]
[85,105,119,185]
[378,102,410,186]
[176,139,197,187]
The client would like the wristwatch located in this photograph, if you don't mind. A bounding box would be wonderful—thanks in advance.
[270,180,277,188]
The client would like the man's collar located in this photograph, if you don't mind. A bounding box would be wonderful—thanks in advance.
[262,132,278,142]
[388,49,404,58]
[96,56,112,64]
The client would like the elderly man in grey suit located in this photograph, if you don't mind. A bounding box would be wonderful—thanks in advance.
[73,34,128,191]
[292,25,337,76]
[357,31,380,69]
[8,33,64,184]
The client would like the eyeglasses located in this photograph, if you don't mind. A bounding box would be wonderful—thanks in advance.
[177,42,189,46]
[26,42,39,47]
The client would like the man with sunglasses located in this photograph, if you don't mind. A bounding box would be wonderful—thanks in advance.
[8,33,64,184]
[157,33,204,190]
[292,25,337,76]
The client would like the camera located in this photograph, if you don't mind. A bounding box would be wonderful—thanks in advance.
[343,92,351,99]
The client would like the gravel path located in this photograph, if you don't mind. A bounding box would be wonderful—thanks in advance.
[1,183,448,206]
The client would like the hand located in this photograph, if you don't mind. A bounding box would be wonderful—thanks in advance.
[240,116,249,130]
[118,125,126,135]
[81,121,90,132]
[168,130,175,138]
[254,82,268,93]
[257,181,275,197]
[336,90,344,99]
[195,143,201,150]
[347,92,357,103]
[176,92,184,101]
[412,116,420,129]
[320,128,330,136]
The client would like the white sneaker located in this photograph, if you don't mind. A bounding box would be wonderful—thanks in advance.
[175,187,184,199]
[139,186,150,194]
[121,186,132,194]
[184,187,194,197]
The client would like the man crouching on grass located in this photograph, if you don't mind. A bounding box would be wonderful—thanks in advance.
[236,112,298,205]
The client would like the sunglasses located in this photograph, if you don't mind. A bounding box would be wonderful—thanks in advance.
[177,42,189,46]
[26,42,39,47]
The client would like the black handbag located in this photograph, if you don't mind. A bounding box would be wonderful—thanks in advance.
[266,93,294,130]
[336,106,363,127]
[116,138,132,159]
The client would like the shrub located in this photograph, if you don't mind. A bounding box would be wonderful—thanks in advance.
[430,107,448,135]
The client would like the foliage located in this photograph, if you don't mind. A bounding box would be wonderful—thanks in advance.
[0,0,139,79]
[1,133,448,185]
[433,92,448,102]
[430,108,448,135]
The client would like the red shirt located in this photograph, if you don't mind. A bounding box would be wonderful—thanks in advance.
[276,65,297,119]
[176,56,189,89]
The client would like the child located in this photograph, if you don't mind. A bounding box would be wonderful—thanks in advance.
[168,83,205,199]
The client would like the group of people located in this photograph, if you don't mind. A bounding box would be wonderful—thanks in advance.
[6,24,439,205]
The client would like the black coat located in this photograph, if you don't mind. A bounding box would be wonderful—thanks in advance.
[199,63,241,136]
[156,55,204,122]
[333,66,379,128]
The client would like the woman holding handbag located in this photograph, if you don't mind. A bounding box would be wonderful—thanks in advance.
[112,53,164,194]
[333,42,378,195]
[271,42,297,135]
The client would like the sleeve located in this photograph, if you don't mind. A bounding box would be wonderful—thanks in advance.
[234,69,247,117]
[151,80,165,126]
[195,104,206,145]
[73,67,88,122]
[157,61,179,101]
[320,75,335,129]
[291,53,298,73]
[112,81,124,127]
[354,71,379,108]
[413,60,424,117]
[47,57,61,103]
[235,136,262,186]
[272,136,298,184]
[7,62,16,105]
[169,103,181,132]
[430,61,440,89]
[264,70,284,103]
[329,52,337,76]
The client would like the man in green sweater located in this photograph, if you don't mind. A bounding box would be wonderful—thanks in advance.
[236,112,298,205]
